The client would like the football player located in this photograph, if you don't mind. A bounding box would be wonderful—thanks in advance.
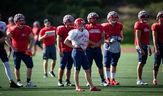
[151,11,163,85]
[102,11,123,85]
[134,10,152,85]
[6,13,36,87]
[85,12,107,86]
[56,15,75,87]
[39,19,56,78]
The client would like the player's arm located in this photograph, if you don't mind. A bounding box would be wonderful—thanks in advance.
[120,30,124,41]
[28,32,35,50]
[39,30,48,41]
[104,33,110,44]
[57,35,64,56]
[64,38,76,48]
[6,31,15,50]
[99,31,104,44]
[136,30,145,55]
[152,30,159,55]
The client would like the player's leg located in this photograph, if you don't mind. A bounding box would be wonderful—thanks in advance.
[82,52,101,91]
[49,45,56,77]
[58,52,67,87]
[0,48,19,88]
[22,53,36,87]
[94,48,107,86]
[153,45,162,85]
[13,52,23,87]
[42,46,50,78]
[65,52,74,86]
[110,52,120,85]
[136,46,148,85]
[86,48,93,75]
[72,49,83,91]
[85,48,93,86]
[104,50,111,85]
[49,60,56,77]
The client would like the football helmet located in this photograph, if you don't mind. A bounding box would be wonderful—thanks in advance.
[87,12,99,22]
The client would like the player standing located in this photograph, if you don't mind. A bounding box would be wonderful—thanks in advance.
[6,13,36,87]
[64,18,101,92]
[102,11,123,85]
[57,15,75,87]
[39,19,56,78]
[151,11,163,85]
[85,12,107,86]
[134,10,152,85]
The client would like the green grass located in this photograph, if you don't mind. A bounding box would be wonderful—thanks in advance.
[0,49,163,96]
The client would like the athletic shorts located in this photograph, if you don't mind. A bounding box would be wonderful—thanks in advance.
[60,51,73,70]
[104,50,120,68]
[43,45,56,60]
[86,47,103,68]
[13,52,33,70]
[72,48,89,71]
[136,45,148,64]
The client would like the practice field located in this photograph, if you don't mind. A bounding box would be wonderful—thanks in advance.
[0,46,163,96]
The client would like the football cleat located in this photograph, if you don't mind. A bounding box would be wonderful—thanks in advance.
[48,71,55,77]
[111,79,120,85]
[101,80,109,86]
[58,81,64,87]
[65,81,75,86]
[10,81,20,88]
[17,81,23,87]
[43,73,48,78]
[25,81,37,88]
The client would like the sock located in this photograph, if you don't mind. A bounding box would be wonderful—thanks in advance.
[17,79,21,82]
[105,70,110,79]
[3,62,13,81]
[59,79,62,82]
[27,78,31,83]
[111,72,116,80]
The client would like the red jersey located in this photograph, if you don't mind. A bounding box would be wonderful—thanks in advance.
[7,25,32,52]
[102,22,123,40]
[56,25,72,52]
[39,26,56,47]
[134,21,150,46]
[151,23,163,44]
[85,23,103,47]
[32,27,41,40]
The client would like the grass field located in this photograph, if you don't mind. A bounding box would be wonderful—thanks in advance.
[0,46,163,96]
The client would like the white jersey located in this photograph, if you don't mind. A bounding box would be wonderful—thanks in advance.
[67,29,89,50]
[0,21,6,33]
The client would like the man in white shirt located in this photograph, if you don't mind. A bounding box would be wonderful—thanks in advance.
[64,18,101,92]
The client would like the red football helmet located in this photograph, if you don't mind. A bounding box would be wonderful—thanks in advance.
[74,18,85,29]
[74,18,85,25]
